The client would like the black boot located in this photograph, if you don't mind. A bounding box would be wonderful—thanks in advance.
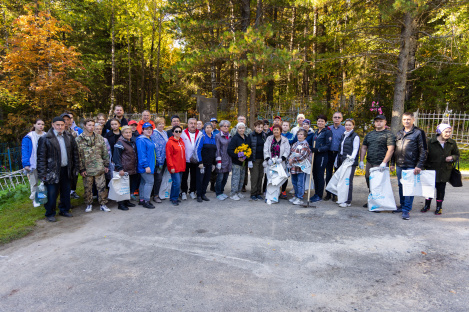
[143,200,155,209]
[138,199,145,206]
[125,200,136,207]
[435,201,442,215]
[118,202,129,211]
[201,195,210,201]
[197,196,203,202]
[324,193,331,201]
[420,199,432,213]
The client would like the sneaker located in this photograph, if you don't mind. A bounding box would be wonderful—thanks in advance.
[289,189,295,194]
[153,196,162,203]
[256,195,264,200]
[250,195,258,201]
[336,200,341,204]
[402,211,410,220]
[392,207,403,214]
[138,200,145,206]
[100,205,111,212]
[85,205,93,213]
[70,191,80,199]
[181,193,187,200]
[230,194,240,201]
[289,196,297,203]
[292,198,303,205]
[221,194,229,199]
[197,197,203,203]
[33,200,41,208]
[363,203,368,208]
[309,195,322,203]
[280,191,288,200]
[130,194,137,201]
[189,192,197,200]
[339,203,351,208]
[171,200,179,206]
[143,201,155,209]
[217,195,226,201]
[201,195,210,201]
[118,203,129,211]
[237,192,245,199]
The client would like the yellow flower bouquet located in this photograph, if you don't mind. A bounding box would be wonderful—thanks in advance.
[234,143,252,165]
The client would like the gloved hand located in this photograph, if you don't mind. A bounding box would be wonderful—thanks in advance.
[379,162,387,171]
[248,161,253,168]
[198,164,204,169]
[216,163,222,170]
[262,161,268,168]
[312,147,318,153]
[212,165,215,171]
[275,157,282,164]
[334,156,338,168]
[267,159,273,166]
[200,167,205,174]
[359,161,364,170]
[346,155,354,161]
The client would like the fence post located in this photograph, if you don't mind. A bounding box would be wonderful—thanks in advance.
[7,147,12,172]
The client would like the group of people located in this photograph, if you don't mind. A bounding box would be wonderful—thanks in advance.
[21,105,460,222]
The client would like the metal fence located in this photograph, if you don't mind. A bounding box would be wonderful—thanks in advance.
[0,144,22,172]
[80,111,189,125]
[415,109,469,149]
[0,170,28,191]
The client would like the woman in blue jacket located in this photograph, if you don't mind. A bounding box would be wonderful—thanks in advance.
[151,117,168,203]
[308,114,332,203]
[136,122,157,209]
[21,119,46,207]
[195,123,217,202]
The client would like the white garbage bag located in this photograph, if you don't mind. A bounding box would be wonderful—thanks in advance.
[159,170,173,199]
[368,167,396,211]
[265,163,288,204]
[401,170,436,198]
[108,171,130,201]
[326,160,353,203]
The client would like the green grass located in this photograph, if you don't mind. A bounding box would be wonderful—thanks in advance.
[0,176,84,245]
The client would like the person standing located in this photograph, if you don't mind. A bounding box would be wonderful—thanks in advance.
[195,123,217,202]
[151,118,168,203]
[230,116,253,193]
[136,123,157,209]
[104,118,122,156]
[291,114,306,137]
[215,120,232,200]
[309,114,332,203]
[335,119,360,208]
[249,120,267,201]
[227,123,251,200]
[60,112,80,200]
[37,117,79,222]
[209,118,220,191]
[390,112,427,220]
[180,118,201,200]
[167,115,181,138]
[128,120,140,142]
[113,126,139,211]
[288,129,311,205]
[196,120,204,131]
[76,119,110,213]
[136,110,156,134]
[422,124,459,215]
[166,125,186,206]
[281,121,294,144]
[359,115,396,208]
[66,111,83,136]
[324,112,345,201]
[21,119,46,207]
[103,105,128,135]
[210,118,220,136]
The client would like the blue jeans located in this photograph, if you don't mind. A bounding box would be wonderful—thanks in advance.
[170,172,183,202]
[44,166,71,217]
[396,166,415,212]
[139,172,154,201]
[215,172,229,196]
[291,172,306,200]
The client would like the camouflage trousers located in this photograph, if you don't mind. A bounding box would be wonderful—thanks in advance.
[83,173,108,205]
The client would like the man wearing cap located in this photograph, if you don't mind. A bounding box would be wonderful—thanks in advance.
[167,115,181,138]
[210,118,220,136]
[291,114,306,137]
[359,115,396,207]
[390,112,427,220]
[209,117,220,191]
[137,110,156,134]
[37,117,79,222]
[128,120,139,142]
[61,112,80,199]
[324,111,345,201]
[103,105,128,136]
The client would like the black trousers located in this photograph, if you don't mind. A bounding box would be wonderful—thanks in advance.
[196,166,212,197]
[325,151,338,195]
[181,163,197,193]
[435,182,446,201]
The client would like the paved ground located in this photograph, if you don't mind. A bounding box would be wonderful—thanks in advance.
[1,177,469,312]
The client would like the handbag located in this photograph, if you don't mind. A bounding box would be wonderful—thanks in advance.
[449,161,463,187]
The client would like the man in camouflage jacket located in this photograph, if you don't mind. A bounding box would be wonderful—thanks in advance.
[76,119,110,211]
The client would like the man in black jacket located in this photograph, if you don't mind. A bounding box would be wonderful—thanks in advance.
[391,112,427,220]
[37,117,79,222]
[102,105,128,136]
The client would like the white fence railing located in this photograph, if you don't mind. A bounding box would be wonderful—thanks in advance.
[0,170,28,191]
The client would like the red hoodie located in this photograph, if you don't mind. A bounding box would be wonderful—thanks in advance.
[166,136,186,173]
[137,120,156,134]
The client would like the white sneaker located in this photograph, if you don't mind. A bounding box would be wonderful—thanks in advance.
[33,201,41,208]
[181,193,187,200]
[85,205,92,213]
[221,194,229,199]
[237,192,245,199]
[339,203,351,208]
[293,198,303,205]
[189,192,196,200]
[217,194,226,201]
[100,205,111,212]
[230,194,240,201]
[289,189,295,194]
[289,196,297,203]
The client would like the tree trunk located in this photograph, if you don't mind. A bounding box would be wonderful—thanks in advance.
[155,11,162,113]
[287,7,296,94]
[109,3,115,116]
[140,35,146,111]
[237,0,250,117]
[405,31,418,102]
[391,12,417,133]
[249,0,263,128]
[127,24,132,112]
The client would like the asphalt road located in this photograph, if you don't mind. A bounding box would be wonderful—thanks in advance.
[1,177,468,312]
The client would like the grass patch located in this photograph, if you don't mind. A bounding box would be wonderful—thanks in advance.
[0,176,84,245]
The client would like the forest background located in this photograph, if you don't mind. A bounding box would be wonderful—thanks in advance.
[1,0,468,143]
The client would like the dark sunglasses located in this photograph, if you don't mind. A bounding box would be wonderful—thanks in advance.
[333,116,342,118]
[173,130,182,133]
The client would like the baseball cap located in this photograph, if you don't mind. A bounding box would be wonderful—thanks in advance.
[142,122,153,130]
[60,113,71,119]
[274,115,281,120]
[210,118,218,123]
[374,115,386,120]
[303,119,311,125]
[128,120,138,126]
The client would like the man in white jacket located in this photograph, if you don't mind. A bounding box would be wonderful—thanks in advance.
[180,118,200,200]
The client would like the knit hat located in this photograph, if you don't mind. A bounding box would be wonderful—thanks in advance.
[436,123,451,134]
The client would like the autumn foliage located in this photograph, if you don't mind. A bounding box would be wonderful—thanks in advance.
[0,10,87,141]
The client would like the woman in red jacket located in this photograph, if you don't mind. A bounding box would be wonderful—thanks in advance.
[165,125,186,206]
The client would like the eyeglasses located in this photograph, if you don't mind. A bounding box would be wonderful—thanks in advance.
[173,130,182,133]
[333,116,342,119]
